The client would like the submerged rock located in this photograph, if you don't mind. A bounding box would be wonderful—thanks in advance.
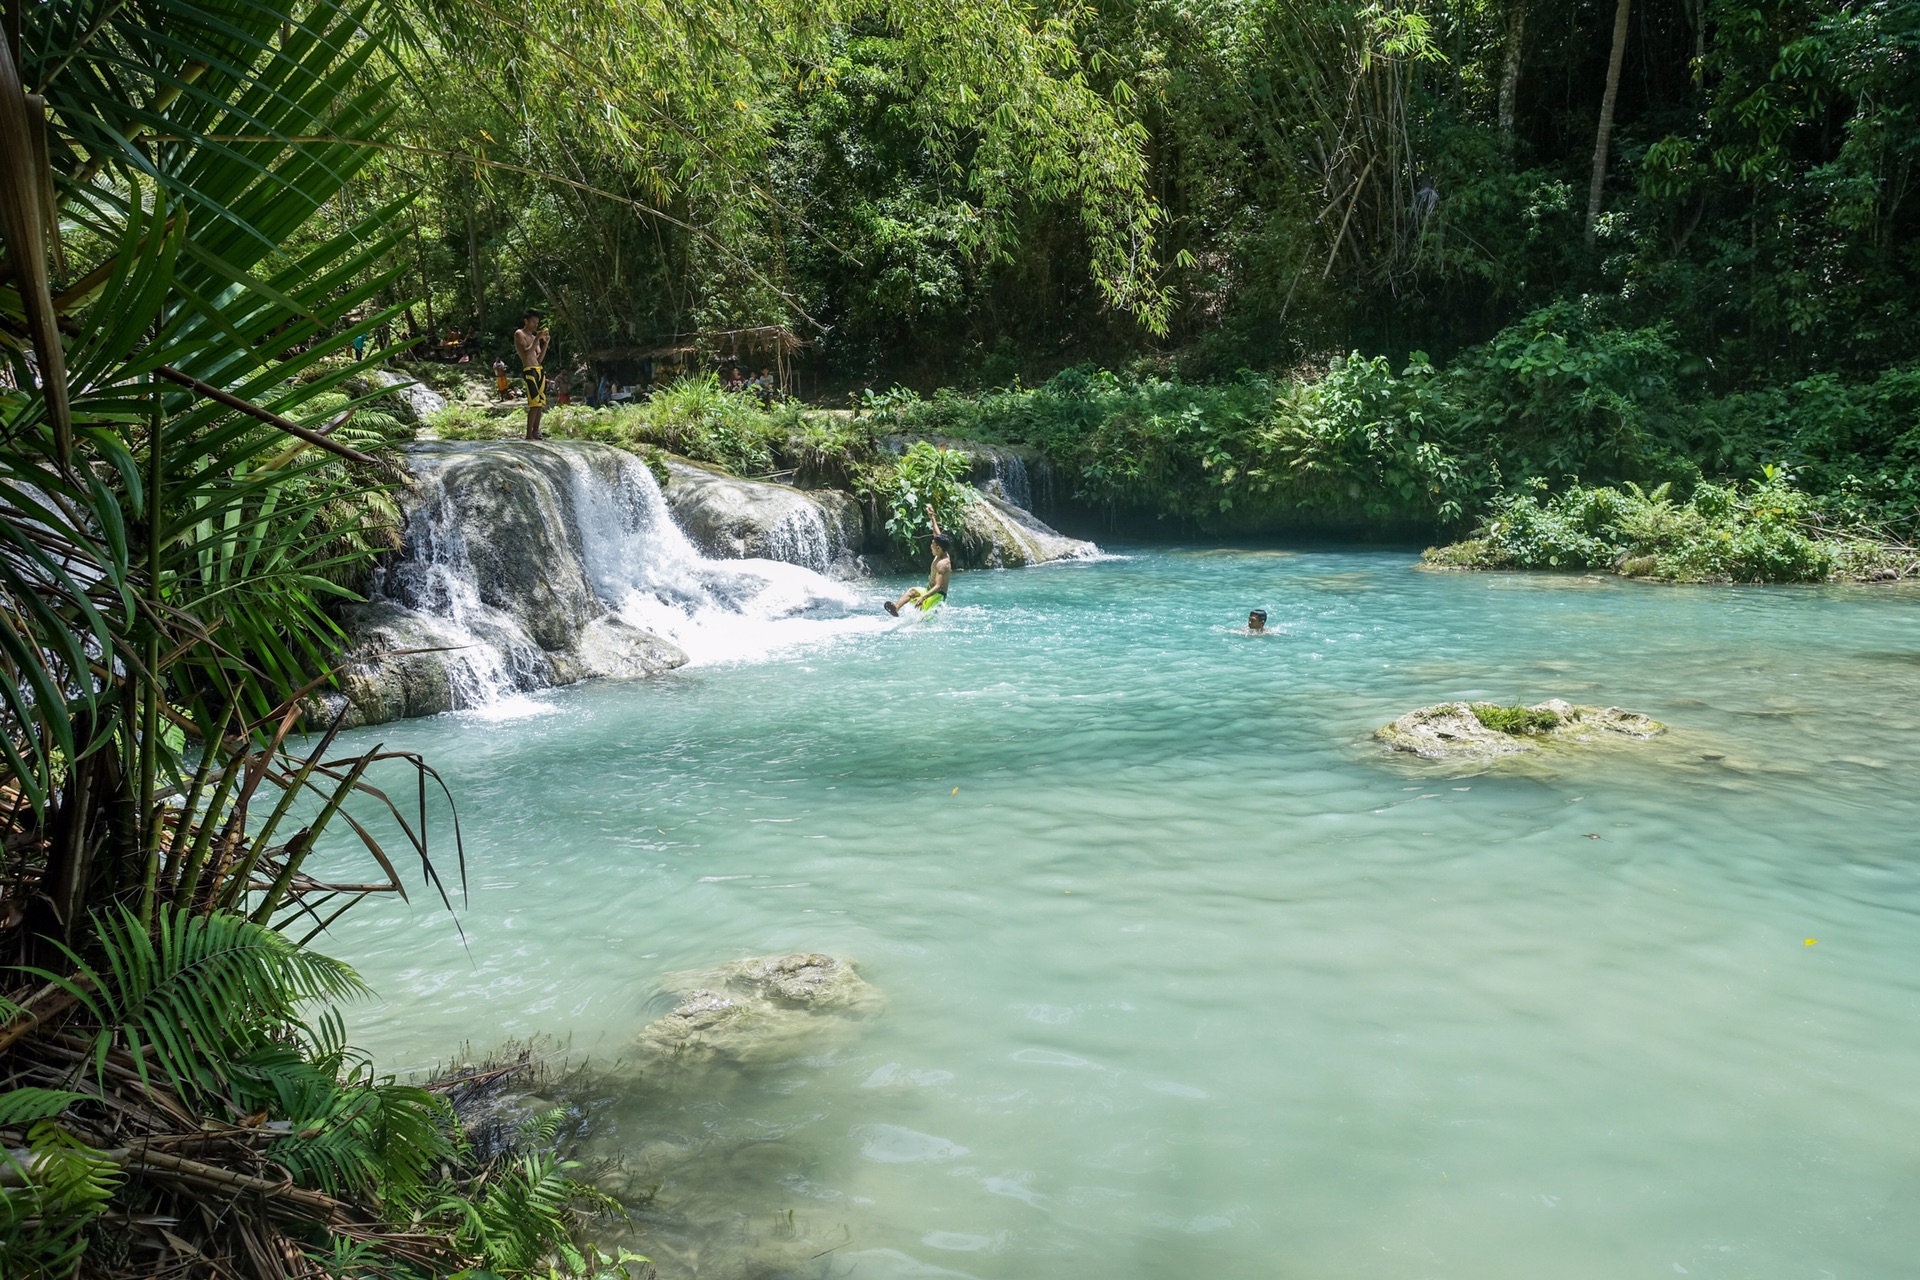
[1376,698,1665,759]
[634,953,879,1068]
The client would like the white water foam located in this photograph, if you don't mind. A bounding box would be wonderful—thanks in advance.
[554,445,885,667]
[379,441,885,712]
[761,501,836,575]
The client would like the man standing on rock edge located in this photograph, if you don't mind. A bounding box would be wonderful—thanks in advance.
[514,309,551,440]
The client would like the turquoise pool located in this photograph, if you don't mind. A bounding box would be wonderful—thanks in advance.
[316,548,1920,1279]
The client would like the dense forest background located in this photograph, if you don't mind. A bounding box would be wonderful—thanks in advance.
[358,0,1920,543]
[0,3,1913,1273]
[373,0,1918,389]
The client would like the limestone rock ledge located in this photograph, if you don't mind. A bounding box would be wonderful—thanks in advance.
[661,458,865,577]
[659,451,1097,575]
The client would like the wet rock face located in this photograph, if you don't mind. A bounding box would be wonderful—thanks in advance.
[321,601,459,726]
[1376,699,1666,759]
[664,453,1097,574]
[660,459,865,577]
[635,953,879,1068]
[319,441,695,728]
[954,489,1099,569]
[422,447,607,651]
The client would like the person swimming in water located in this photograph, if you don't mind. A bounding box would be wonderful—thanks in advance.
[1242,608,1268,634]
[886,505,952,616]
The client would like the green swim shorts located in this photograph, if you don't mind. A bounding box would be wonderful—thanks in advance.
[918,591,946,612]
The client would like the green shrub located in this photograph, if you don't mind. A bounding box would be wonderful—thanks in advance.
[885,441,973,555]
[1471,704,1564,735]
[1426,473,1844,582]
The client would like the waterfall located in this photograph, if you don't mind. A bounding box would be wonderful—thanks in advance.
[366,441,874,714]
[553,445,872,665]
[982,451,1033,510]
[382,452,571,710]
[761,503,836,575]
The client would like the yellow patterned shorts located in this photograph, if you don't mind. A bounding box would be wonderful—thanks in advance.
[521,364,547,408]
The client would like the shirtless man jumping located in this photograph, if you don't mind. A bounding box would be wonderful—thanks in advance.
[886,505,952,616]
[513,310,552,440]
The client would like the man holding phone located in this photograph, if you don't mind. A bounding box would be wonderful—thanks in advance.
[513,309,552,440]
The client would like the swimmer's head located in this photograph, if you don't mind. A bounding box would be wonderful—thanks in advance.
[1248,608,1267,632]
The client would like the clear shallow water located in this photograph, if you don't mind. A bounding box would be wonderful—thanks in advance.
[313,549,1920,1279]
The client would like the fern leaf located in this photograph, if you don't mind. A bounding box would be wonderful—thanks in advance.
[0,1089,85,1128]
[27,905,367,1104]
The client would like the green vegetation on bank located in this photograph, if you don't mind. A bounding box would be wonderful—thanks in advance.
[362,0,1920,584]
[881,303,1920,541]
[410,298,1920,581]
[1425,475,1912,583]
[430,375,977,557]
[0,2,641,1275]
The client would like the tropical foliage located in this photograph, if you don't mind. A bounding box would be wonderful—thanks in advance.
[1422,473,1912,583]
[883,441,974,556]
[0,0,630,1274]
[341,0,1920,567]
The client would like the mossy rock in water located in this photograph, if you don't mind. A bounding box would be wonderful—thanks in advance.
[1376,699,1665,760]
[1470,703,1564,735]
[633,953,881,1068]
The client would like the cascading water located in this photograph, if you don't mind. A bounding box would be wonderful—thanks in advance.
[552,444,878,666]
[759,503,836,575]
[381,454,569,710]
[373,368,449,421]
[368,441,877,714]
[981,451,1033,510]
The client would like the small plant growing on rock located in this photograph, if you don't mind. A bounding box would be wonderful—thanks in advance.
[1471,704,1564,735]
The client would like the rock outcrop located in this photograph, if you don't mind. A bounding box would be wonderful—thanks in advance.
[325,602,460,724]
[957,488,1099,568]
[316,434,1096,727]
[661,458,865,577]
[634,953,880,1068]
[1376,699,1666,759]
[316,440,883,726]
[660,450,1096,574]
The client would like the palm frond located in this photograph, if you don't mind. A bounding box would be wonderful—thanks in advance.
[29,905,366,1103]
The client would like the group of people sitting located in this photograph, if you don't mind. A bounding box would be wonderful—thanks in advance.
[724,365,779,401]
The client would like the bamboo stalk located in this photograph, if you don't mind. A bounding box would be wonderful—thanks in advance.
[152,367,379,466]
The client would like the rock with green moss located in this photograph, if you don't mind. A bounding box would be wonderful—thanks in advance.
[1376,699,1665,759]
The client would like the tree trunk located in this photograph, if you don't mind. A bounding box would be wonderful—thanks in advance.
[465,209,486,325]
[1498,2,1526,142]
[1585,0,1633,247]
